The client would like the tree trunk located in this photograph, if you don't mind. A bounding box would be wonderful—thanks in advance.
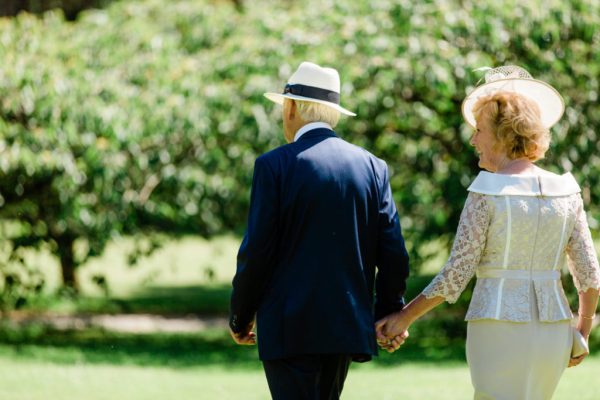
[57,235,79,292]
[0,0,112,20]
[231,0,244,12]
[0,0,24,17]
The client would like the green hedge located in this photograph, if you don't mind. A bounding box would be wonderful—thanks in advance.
[1,0,600,290]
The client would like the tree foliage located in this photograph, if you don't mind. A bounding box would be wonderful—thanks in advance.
[0,0,599,293]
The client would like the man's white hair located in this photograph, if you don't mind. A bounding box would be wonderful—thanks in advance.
[295,100,340,127]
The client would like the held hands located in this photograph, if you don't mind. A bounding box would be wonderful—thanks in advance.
[229,320,257,345]
[375,311,412,353]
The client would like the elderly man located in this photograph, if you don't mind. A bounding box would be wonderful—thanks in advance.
[229,61,410,400]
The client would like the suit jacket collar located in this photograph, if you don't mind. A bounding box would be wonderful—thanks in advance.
[295,127,337,143]
[294,122,335,142]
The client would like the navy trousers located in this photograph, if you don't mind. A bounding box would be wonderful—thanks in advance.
[262,354,352,400]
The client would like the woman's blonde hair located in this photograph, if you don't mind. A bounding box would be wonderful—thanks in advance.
[295,100,340,127]
[472,92,550,161]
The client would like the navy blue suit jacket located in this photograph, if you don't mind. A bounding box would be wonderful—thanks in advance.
[230,128,409,361]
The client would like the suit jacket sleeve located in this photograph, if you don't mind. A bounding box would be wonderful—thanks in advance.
[229,156,279,333]
[374,163,410,321]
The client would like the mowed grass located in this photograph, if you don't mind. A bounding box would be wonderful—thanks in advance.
[0,327,598,400]
[1,349,600,400]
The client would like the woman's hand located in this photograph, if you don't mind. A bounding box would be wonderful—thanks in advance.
[569,314,594,368]
[569,288,599,368]
[569,353,587,368]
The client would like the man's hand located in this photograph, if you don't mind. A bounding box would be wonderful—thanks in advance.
[229,321,257,345]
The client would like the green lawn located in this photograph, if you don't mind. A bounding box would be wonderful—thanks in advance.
[0,327,598,400]
[1,349,599,400]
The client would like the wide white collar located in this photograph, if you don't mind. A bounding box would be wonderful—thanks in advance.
[294,122,333,142]
[468,171,581,197]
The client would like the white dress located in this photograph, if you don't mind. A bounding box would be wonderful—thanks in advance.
[422,172,600,400]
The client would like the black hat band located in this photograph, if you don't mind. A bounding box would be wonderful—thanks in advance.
[283,84,340,104]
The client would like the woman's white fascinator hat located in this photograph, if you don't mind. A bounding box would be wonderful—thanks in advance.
[461,65,564,129]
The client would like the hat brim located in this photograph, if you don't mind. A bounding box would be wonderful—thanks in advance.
[461,78,565,129]
[264,92,356,116]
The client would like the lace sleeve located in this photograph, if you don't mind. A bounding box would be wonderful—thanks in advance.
[566,194,600,292]
[422,192,491,303]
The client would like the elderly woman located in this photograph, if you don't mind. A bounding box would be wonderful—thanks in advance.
[376,66,600,399]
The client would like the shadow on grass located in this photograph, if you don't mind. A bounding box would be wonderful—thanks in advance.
[24,284,232,316]
[0,322,467,369]
[0,325,261,369]
[113,284,231,315]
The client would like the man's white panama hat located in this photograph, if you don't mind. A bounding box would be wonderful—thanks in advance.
[461,65,565,129]
[264,61,356,116]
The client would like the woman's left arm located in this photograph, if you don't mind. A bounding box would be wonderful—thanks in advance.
[565,194,600,366]
[565,194,600,328]
[565,194,600,295]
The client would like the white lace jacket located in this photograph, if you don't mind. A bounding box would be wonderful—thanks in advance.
[422,171,600,322]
